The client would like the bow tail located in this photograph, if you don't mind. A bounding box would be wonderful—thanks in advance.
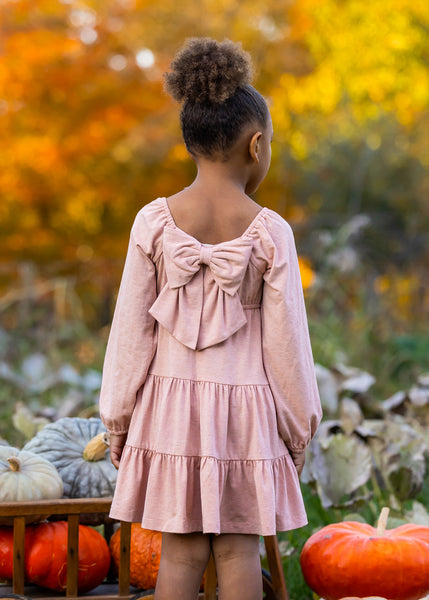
[149,274,248,351]
[149,273,203,350]
[197,283,247,350]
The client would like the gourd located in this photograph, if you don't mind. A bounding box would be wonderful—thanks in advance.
[110,524,162,590]
[0,446,63,502]
[300,507,429,600]
[0,446,63,524]
[23,418,116,498]
[0,521,111,593]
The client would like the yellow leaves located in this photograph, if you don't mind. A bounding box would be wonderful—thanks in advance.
[375,273,423,320]
[298,257,316,291]
[366,133,382,151]
[111,143,133,163]
[277,63,342,118]
[289,131,308,161]
[274,0,429,137]
[52,191,103,236]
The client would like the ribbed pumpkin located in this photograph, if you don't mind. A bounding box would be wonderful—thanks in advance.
[0,521,110,593]
[110,524,162,591]
[300,508,429,600]
[23,418,116,498]
[0,446,63,524]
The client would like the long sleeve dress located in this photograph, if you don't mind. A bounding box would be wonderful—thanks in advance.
[99,197,322,535]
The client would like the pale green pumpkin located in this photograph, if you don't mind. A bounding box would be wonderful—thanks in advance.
[0,446,63,503]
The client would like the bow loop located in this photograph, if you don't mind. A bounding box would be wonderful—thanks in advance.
[148,227,253,349]
[162,228,252,294]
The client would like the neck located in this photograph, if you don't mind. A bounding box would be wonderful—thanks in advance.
[189,157,250,198]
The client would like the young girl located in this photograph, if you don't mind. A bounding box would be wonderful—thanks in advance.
[99,38,322,600]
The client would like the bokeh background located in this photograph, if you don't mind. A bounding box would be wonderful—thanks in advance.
[1,1,428,596]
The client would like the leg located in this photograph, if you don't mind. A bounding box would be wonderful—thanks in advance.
[154,532,211,600]
[211,533,262,600]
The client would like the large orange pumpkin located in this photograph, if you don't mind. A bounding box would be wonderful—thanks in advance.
[0,521,111,593]
[110,524,162,590]
[300,508,429,600]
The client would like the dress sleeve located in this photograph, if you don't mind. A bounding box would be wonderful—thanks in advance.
[261,217,322,453]
[99,224,157,434]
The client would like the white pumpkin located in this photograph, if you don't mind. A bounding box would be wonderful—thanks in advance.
[0,446,63,502]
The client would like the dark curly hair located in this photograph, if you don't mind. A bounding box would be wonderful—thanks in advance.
[164,38,269,159]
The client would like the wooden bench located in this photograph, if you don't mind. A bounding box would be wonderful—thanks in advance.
[0,498,288,600]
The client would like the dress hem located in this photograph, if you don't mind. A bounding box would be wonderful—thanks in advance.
[108,508,308,536]
[110,445,308,536]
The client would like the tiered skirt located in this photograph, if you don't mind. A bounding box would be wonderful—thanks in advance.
[110,374,307,535]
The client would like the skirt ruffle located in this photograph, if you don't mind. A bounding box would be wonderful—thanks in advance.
[110,445,307,535]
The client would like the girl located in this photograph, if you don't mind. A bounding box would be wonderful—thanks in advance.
[99,38,322,600]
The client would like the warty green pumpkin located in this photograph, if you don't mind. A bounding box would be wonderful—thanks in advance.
[23,417,117,498]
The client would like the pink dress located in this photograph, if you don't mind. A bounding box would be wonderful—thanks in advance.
[99,197,322,535]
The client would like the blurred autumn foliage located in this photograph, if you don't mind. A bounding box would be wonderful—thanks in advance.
[0,0,428,382]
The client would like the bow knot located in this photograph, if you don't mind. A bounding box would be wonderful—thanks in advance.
[199,245,212,266]
[148,227,253,350]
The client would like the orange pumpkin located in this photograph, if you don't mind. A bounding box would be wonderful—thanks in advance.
[0,521,110,593]
[300,508,429,600]
[110,524,162,590]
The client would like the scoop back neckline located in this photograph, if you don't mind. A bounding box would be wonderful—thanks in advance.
[161,197,267,246]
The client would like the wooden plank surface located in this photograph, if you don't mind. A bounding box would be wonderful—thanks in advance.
[1,583,138,599]
[0,498,114,517]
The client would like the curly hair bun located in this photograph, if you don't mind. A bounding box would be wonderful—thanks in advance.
[164,37,253,104]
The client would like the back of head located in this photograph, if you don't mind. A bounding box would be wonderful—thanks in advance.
[164,38,269,160]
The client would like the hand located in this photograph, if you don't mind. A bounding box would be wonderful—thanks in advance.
[109,433,128,469]
[290,450,306,477]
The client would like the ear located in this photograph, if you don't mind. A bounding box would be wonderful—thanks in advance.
[249,131,263,163]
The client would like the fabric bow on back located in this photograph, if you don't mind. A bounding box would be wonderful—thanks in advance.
[149,227,253,350]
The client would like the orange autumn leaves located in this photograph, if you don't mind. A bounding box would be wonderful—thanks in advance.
[1,0,428,286]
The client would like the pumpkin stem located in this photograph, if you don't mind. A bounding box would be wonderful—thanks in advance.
[82,432,110,461]
[7,457,21,472]
[376,506,390,536]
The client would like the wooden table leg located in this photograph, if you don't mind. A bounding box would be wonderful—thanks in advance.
[203,552,217,600]
[264,535,289,600]
[12,516,26,596]
[118,521,131,596]
[67,514,80,597]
